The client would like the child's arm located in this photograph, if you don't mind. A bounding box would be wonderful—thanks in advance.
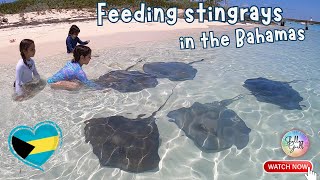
[76,69,99,88]
[32,61,40,80]
[15,64,24,96]
[76,37,89,45]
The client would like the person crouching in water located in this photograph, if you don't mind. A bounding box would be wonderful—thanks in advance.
[66,25,90,53]
[47,45,98,90]
[14,39,41,101]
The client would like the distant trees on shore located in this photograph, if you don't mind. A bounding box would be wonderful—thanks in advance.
[0,0,224,14]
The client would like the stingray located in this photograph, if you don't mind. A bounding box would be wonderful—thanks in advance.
[94,70,158,93]
[142,59,204,81]
[167,95,251,152]
[84,85,176,173]
[243,77,304,110]
[94,60,158,93]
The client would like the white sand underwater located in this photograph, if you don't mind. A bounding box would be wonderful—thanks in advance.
[0,24,319,180]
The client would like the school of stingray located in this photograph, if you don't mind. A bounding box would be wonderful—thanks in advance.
[20,59,307,173]
[19,59,303,173]
[82,59,308,173]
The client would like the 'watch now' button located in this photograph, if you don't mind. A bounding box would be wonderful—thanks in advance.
[264,160,313,173]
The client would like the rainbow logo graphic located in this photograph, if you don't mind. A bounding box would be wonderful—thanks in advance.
[281,129,309,158]
[8,121,63,171]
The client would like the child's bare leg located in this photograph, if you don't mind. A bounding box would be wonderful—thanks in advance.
[50,81,82,91]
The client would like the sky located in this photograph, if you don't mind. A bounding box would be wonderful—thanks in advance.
[0,0,15,3]
[228,0,320,21]
[1,0,319,21]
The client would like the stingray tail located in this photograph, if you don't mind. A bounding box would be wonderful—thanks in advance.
[287,80,303,84]
[231,92,253,100]
[150,84,178,118]
[220,93,252,106]
[188,59,204,65]
[125,57,146,71]
[287,78,320,84]
[231,94,245,101]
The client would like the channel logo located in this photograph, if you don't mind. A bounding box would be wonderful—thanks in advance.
[281,129,309,158]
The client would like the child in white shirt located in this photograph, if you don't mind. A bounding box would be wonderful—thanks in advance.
[14,39,40,100]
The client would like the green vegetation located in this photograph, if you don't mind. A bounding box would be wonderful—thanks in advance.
[0,0,224,14]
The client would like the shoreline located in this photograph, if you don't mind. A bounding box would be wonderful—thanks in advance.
[0,8,263,66]
[0,21,230,65]
[0,27,220,65]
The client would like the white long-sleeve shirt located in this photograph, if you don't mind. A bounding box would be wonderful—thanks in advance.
[15,59,40,95]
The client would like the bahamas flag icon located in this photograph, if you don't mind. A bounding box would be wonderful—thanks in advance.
[8,121,63,171]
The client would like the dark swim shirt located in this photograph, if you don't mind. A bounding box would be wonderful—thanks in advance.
[66,35,88,53]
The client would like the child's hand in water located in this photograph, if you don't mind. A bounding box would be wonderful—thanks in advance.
[94,84,105,91]
[32,78,40,84]
[92,83,110,93]
[102,89,111,93]
[14,95,25,102]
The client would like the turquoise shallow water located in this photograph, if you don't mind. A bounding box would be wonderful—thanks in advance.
[0,24,319,180]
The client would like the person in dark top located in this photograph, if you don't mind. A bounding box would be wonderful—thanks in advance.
[280,19,285,26]
[66,25,90,53]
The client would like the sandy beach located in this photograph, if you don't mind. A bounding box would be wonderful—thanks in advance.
[0,9,232,65]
